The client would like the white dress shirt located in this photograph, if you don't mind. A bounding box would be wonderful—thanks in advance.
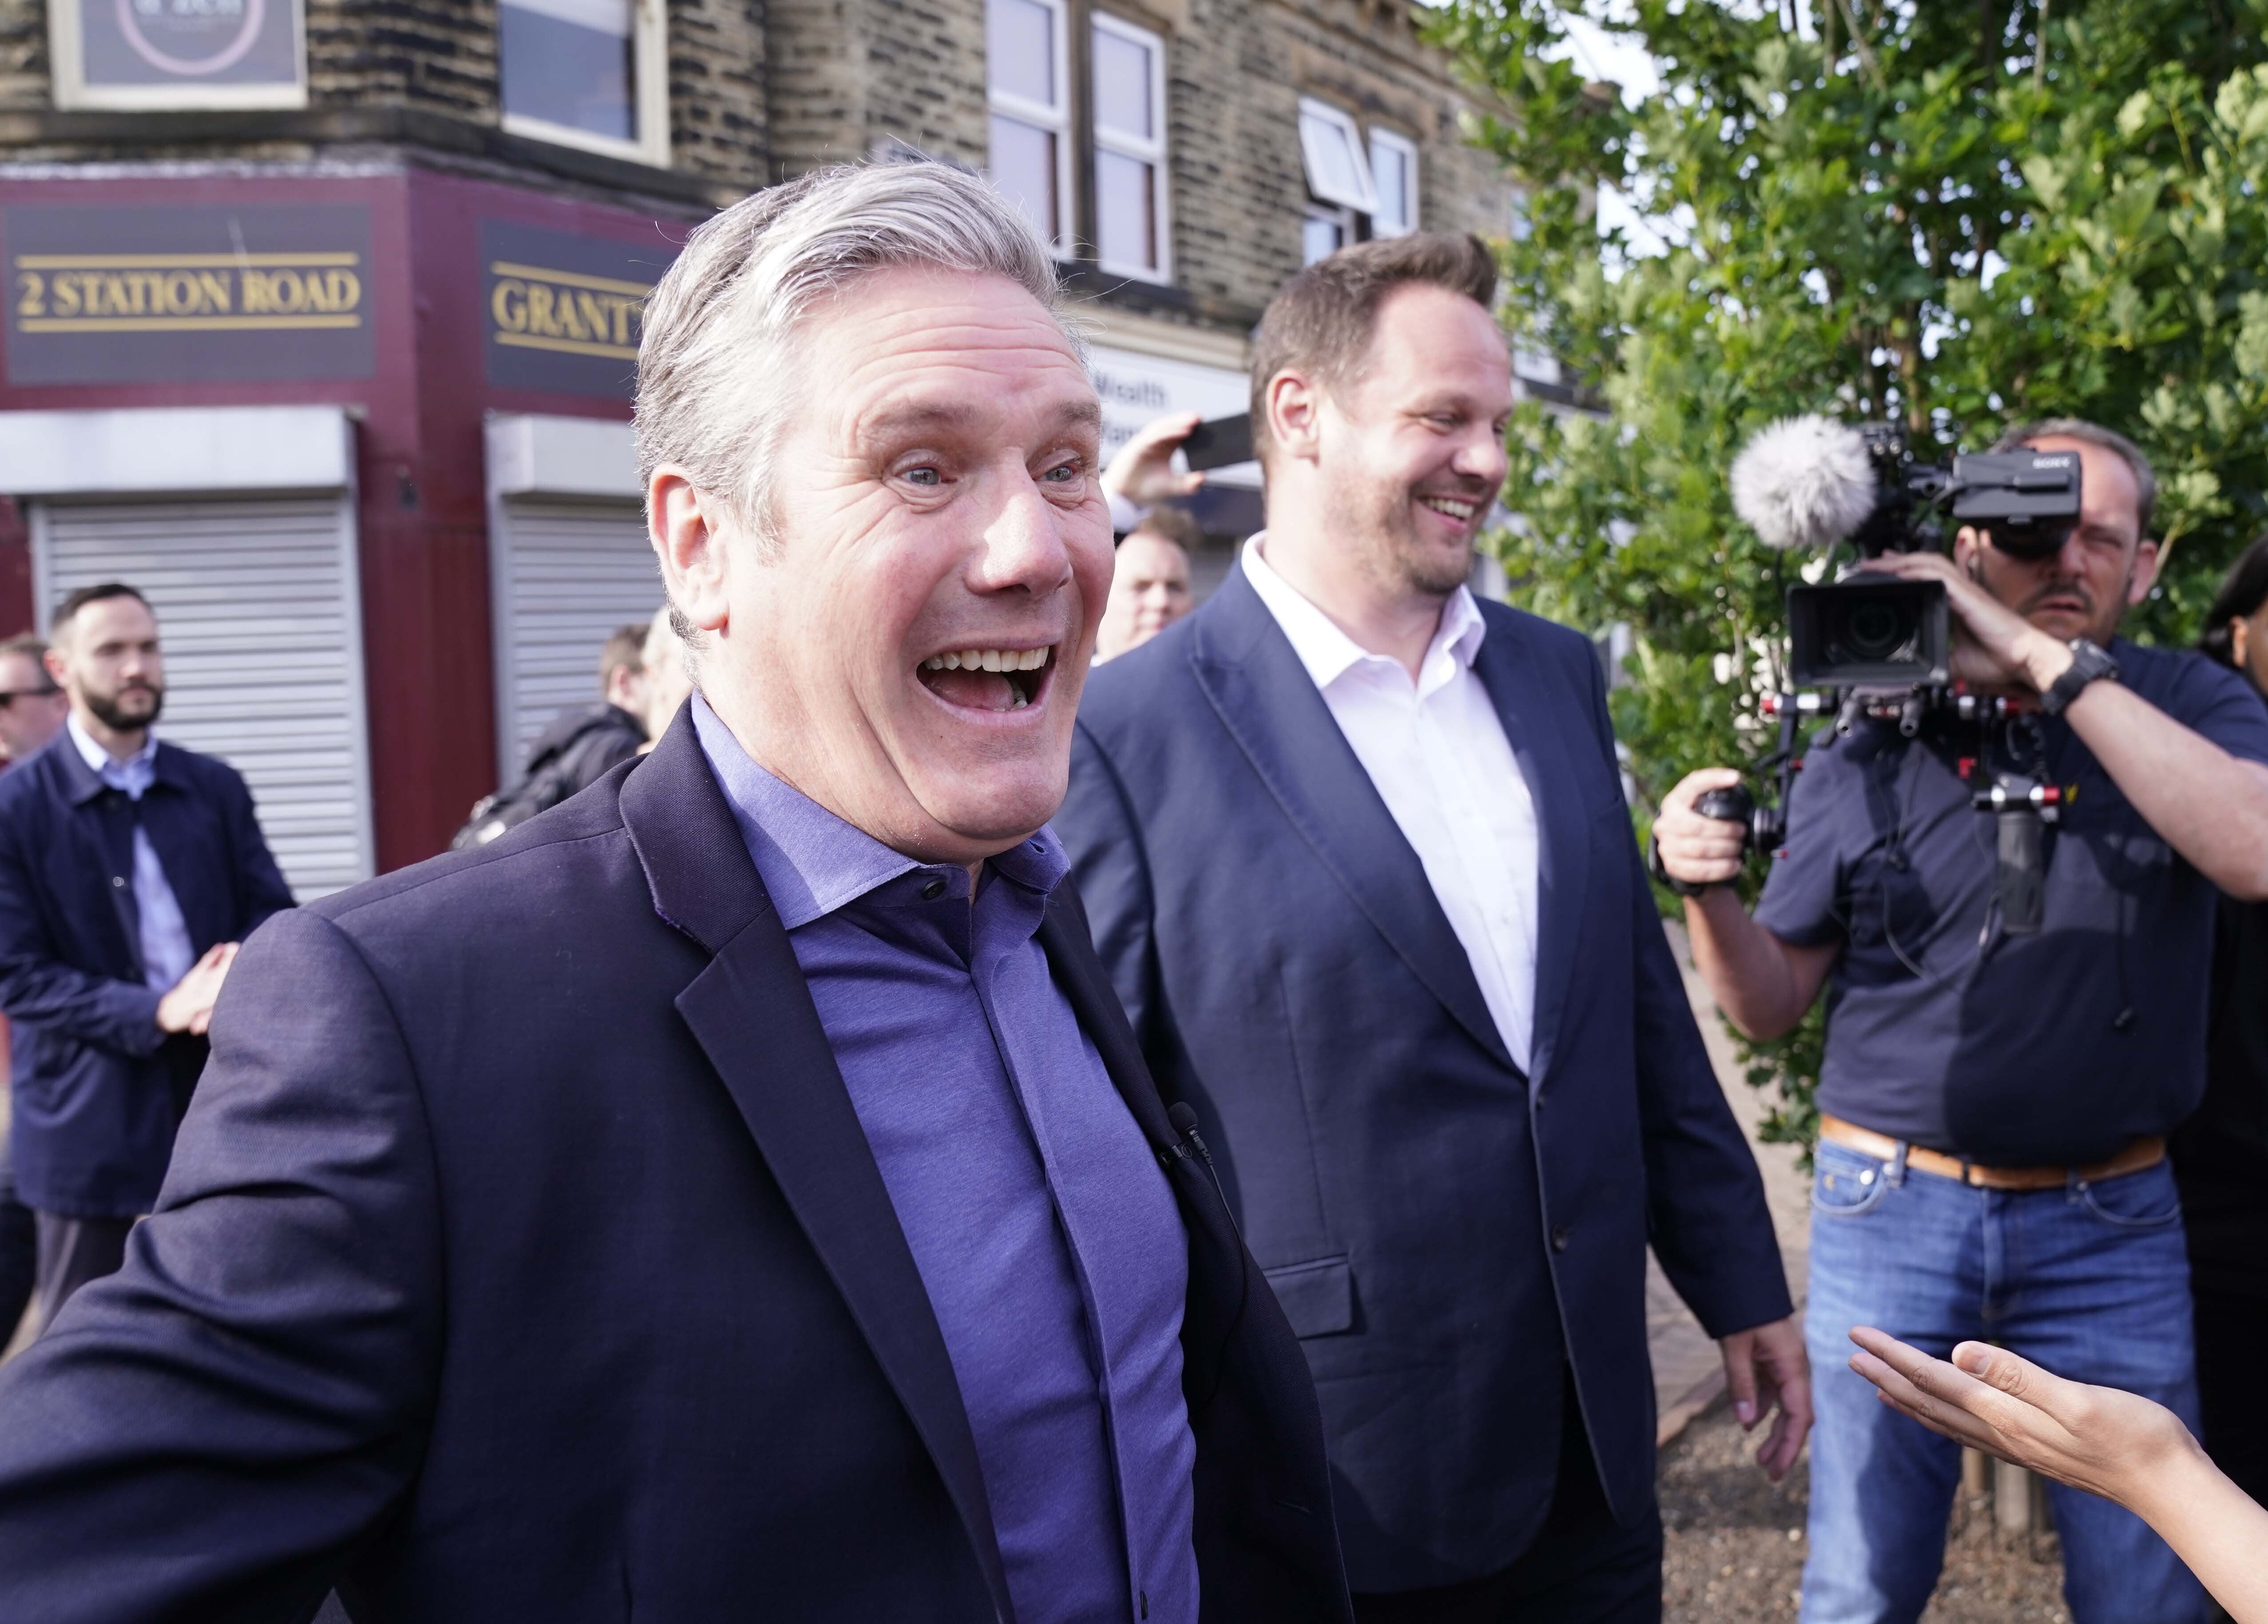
[68,715,196,991]
[1241,536,1542,1073]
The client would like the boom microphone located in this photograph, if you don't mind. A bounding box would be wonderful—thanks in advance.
[1729,414,1879,553]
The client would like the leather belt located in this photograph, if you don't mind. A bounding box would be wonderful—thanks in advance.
[1818,1115,2165,1191]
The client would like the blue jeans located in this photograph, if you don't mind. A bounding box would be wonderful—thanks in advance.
[1799,1139,2208,1624]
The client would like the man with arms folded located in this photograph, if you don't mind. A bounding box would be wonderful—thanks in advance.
[1652,420,2268,1624]
[1056,233,1803,1623]
[0,163,1350,1624]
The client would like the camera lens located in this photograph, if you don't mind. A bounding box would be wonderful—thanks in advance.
[1837,597,1915,663]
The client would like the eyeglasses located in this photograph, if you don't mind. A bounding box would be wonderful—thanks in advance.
[0,687,59,710]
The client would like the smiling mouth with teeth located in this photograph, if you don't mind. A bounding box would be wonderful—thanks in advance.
[916,645,1055,713]
[1418,494,1482,524]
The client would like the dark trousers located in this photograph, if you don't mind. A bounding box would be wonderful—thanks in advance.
[1352,1376,1662,1624]
[2194,1285,2268,1508]
[0,1127,33,1341]
[32,1211,134,1335]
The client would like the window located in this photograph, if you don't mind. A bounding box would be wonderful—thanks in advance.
[1368,128,1418,238]
[1090,15,1170,281]
[1303,205,1352,266]
[500,0,668,167]
[1297,98,1378,216]
[987,0,1074,253]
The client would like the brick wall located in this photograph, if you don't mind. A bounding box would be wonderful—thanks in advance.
[765,0,990,178]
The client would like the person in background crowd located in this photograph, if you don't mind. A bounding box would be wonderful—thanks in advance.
[0,162,1352,1623]
[1654,421,2268,1624]
[0,584,292,1333]
[639,602,696,750]
[1096,505,1201,663]
[2173,532,2268,1508]
[452,622,651,848]
[1849,1327,2268,1624]
[1059,232,1802,1623]
[0,631,64,1342]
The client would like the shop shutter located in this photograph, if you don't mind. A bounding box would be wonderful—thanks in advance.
[34,495,374,901]
[492,498,659,782]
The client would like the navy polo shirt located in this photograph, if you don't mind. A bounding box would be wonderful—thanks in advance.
[1756,639,2268,1166]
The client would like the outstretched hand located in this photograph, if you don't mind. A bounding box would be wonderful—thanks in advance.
[1100,410,1206,510]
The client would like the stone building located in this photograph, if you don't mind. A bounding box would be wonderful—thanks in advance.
[0,0,1514,880]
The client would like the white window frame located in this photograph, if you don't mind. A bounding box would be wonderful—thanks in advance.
[1301,202,1354,266]
[499,0,671,170]
[48,0,310,111]
[1367,127,1419,238]
[986,0,1076,258]
[1089,12,1171,283]
[1297,96,1378,215]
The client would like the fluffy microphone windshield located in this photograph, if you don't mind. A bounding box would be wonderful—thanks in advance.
[1729,414,1879,552]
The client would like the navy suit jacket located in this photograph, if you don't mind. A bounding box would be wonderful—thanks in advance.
[0,732,292,1216]
[1057,567,1792,1589]
[0,712,1352,1624]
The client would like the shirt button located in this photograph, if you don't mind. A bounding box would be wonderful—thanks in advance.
[1550,1226,1569,1252]
[920,878,946,901]
[112,876,126,889]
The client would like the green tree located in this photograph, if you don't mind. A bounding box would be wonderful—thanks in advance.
[1428,0,2268,1145]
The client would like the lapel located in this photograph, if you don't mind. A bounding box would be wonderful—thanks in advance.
[1468,606,1591,1086]
[1186,568,1515,1074]
[619,712,1016,1624]
[49,736,146,977]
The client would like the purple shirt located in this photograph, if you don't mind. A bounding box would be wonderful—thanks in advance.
[692,696,1198,1624]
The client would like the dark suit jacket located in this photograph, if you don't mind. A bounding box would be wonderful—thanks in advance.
[0,731,293,1217]
[1057,567,1792,1590]
[0,713,1352,1624]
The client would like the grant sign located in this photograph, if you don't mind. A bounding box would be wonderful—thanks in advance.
[1,203,373,384]
[481,220,680,402]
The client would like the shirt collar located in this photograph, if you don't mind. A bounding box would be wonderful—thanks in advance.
[66,714,157,786]
[1240,533,1487,693]
[689,691,1068,929]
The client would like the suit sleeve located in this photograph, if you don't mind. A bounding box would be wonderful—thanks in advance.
[0,906,444,1622]
[0,805,164,1056]
[1055,721,1164,1049]
[224,766,297,927]
[1586,657,1794,1338]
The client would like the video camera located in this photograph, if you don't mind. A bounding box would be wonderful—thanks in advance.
[1685,417,2084,932]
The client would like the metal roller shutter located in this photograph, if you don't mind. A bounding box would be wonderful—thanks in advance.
[32,495,374,901]
[491,498,659,783]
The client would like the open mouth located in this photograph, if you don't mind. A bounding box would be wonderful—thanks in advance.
[1417,493,1482,528]
[916,645,1055,713]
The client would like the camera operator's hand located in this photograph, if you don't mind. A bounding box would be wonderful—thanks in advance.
[1655,768,1751,888]
[1868,551,2075,696]
[1101,409,1206,511]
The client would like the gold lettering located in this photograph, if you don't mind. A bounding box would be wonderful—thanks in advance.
[196,270,230,312]
[51,272,78,317]
[525,285,561,337]
[14,271,41,319]
[569,290,608,343]
[325,270,359,312]
[491,279,527,333]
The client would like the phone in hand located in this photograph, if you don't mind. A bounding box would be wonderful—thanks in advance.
[1181,412,1254,472]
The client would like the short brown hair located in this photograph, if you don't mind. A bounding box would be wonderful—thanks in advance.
[598,622,649,691]
[1248,233,1498,465]
[1127,504,1204,552]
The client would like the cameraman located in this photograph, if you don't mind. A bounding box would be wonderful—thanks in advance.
[1655,421,2268,1624]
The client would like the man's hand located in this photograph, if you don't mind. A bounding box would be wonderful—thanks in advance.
[156,942,238,1036]
[1654,768,1750,888]
[1100,410,1206,511]
[1868,551,2075,696]
[1721,1316,1812,1481]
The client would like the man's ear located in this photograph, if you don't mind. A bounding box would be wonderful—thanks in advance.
[1950,525,1984,570]
[2233,617,2253,673]
[649,469,733,638]
[1265,369,1325,466]
[2126,537,2161,606]
[40,645,65,689]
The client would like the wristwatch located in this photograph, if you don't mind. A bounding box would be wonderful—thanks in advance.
[2039,638,2121,717]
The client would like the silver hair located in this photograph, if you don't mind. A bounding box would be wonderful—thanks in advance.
[1991,418,2158,537]
[634,160,1073,567]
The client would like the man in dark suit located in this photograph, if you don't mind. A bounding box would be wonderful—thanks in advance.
[1056,234,1804,1622]
[0,162,1350,1624]
[0,584,290,1331]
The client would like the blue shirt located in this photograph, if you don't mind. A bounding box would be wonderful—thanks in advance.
[66,716,194,991]
[1756,641,2268,1165]
[692,695,1198,1624]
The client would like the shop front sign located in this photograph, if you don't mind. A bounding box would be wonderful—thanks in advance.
[481,220,679,402]
[1,202,373,385]
[50,0,308,110]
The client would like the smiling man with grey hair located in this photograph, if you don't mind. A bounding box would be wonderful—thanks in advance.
[0,161,1352,1624]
